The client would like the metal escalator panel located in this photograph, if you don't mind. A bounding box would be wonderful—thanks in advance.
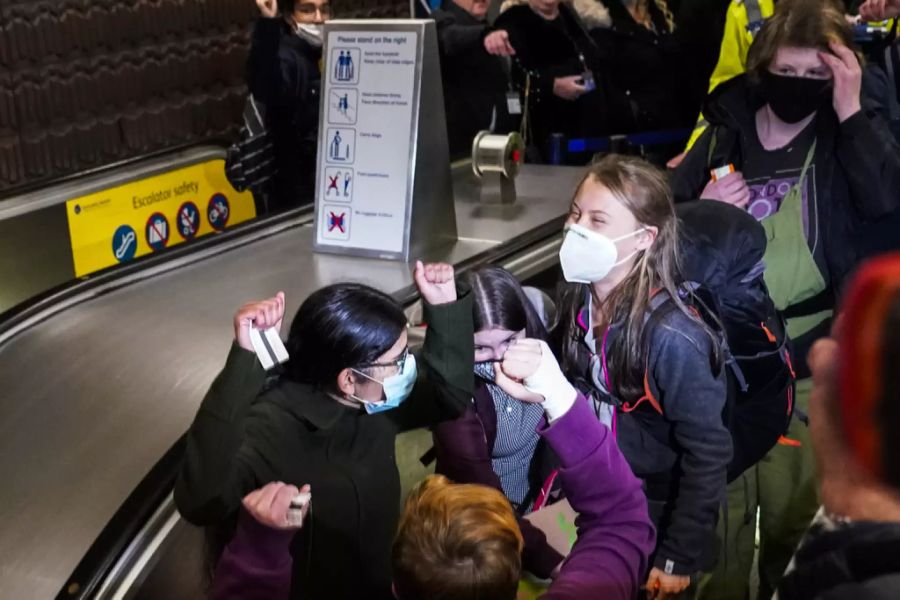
[74,234,569,600]
[0,163,583,599]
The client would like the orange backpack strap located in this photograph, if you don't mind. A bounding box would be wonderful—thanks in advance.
[620,360,663,415]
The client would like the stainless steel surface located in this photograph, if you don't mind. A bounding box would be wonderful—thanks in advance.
[313,20,456,261]
[0,164,583,599]
[0,146,230,314]
[95,231,567,600]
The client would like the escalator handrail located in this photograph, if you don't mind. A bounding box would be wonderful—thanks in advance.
[0,206,315,348]
[53,222,567,600]
[0,139,230,207]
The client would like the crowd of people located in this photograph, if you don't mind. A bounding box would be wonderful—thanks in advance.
[185,0,900,598]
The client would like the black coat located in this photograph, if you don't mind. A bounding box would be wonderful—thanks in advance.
[495,3,612,160]
[671,75,900,374]
[432,2,513,159]
[174,294,475,600]
[778,518,900,600]
[247,18,321,210]
[588,0,692,132]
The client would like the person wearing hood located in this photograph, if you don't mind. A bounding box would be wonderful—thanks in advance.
[431,0,518,159]
[493,0,621,163]
[247,0,325,211]
[671,1,900,597]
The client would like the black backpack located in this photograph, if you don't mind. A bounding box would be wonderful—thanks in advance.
[640,200,796,482]
[225,95,276,204]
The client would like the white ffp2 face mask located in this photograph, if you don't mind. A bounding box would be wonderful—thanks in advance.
[295,23,323,47]
[559,223,645,284]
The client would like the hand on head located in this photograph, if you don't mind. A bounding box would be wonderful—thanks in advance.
[817,41,862,123]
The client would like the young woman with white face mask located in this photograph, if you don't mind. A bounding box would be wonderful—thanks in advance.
[556,155,732,599]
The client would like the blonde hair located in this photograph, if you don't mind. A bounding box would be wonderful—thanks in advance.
[392,475,523,600]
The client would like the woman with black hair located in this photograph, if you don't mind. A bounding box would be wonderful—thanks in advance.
[431,265,566,579]
[174,262,474,600]
[248,0,327,210]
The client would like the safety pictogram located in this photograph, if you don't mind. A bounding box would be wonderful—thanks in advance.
[145,212,170,251]
[322,204,351,240]
[207,193,230,230]
[331,48,360,84]
[112,225,138,263]
[323,167,353,202]
[177,201,201,240]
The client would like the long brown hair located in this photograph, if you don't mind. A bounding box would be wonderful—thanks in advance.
[558,154,718,401]
[746,0,858,84]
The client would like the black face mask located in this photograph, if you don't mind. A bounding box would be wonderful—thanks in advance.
[760,71,832,124]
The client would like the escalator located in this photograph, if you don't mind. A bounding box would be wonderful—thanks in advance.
[0,156,583,599]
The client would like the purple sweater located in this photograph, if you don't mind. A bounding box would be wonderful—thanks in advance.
[210,395,655,600]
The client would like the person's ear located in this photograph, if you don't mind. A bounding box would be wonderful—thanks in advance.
[336,368,357,397]
[636,226,658,251]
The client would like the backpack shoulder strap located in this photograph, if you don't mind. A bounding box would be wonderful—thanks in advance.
[623,293,683,417]
[620,360,663,415]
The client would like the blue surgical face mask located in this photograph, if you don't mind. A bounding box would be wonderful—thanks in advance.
[351,353,417,414]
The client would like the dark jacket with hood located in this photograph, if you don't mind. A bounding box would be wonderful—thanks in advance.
[432,1,514,159]
[777,517,900,600]
[247,17,321,209]
[432,381,565,578]
[494,0,616,160]
[567,296,732,576]
[174,292,474,600]
[671,75,900,376]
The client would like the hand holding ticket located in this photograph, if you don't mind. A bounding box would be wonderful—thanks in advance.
[249,326,289,370]
[233,293,289,369]
[700,167,751,209]
[242,483,311,531]
[710,164,735,182]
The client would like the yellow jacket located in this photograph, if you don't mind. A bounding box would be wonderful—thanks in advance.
[685,0,774,149]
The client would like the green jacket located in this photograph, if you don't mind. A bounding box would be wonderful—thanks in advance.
[174,290,475,600]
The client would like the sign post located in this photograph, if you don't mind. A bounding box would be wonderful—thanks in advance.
[313,20,456,261]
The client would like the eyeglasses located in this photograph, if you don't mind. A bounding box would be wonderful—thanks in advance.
[296,2,331,16]
[357,347,409,375]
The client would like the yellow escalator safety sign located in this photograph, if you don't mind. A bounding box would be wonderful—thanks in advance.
[66,159,256,277]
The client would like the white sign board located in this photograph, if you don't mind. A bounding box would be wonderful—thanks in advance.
[313,20,456,261]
